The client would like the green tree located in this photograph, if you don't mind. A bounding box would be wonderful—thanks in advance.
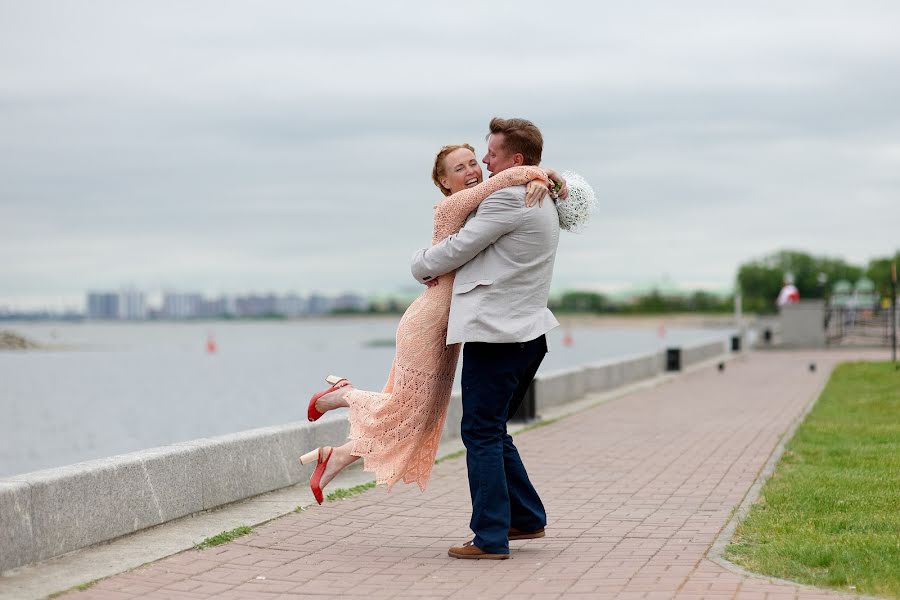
[814,257,864,296]
[737,262,782,313]
[737,249,865,312]
[866,251,900,298]
[555,291,610,313]
[687,291,732,312]
[631,289,682,313]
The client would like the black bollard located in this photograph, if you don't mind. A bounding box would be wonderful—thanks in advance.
[809,362,816,372]
[510,381,537,422]
[666,348,682,372]
[718,362,725,372]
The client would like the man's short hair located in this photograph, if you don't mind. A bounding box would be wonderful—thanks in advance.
[487,117,543,166]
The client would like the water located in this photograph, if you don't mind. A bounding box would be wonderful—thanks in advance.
[0,318,732,477]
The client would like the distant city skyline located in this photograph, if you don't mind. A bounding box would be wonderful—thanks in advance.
[2,256,896,313]
[79,287,370,320]
[0,276,735,314]
[3,3,899,312]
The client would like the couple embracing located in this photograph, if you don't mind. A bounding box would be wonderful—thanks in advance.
[301,117,570,560]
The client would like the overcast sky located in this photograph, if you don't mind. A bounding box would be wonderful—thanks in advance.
[2,1,899,310]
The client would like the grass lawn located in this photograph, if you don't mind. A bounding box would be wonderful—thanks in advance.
[725,361,900,598]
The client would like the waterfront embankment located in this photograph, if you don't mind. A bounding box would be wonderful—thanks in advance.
[0,335,733,576]
[2,346,888,600]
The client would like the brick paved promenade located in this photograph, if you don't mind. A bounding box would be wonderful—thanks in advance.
[66,350,877,600]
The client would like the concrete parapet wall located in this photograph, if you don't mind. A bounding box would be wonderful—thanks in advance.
[442,392,463,443]
[0,417,348,574]
[750,317,780,349]
[780,301,826,348]
[1,338,730,574]
[533,366,590,411]
[681,339,728,368]
[534,350,666,412]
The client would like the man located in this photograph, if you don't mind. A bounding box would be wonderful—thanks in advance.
[411,117,561,559]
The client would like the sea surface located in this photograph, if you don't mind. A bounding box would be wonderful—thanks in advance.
[0,318,734,477]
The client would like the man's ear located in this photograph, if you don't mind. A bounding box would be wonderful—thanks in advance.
[513,154,525,166]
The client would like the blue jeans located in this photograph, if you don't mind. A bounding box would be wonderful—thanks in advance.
[461,335,548,554]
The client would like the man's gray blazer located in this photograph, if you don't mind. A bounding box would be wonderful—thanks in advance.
[410,183,560,345]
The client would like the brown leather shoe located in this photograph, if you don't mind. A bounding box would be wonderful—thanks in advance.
[508,527,545,540]
[448,541,510,560]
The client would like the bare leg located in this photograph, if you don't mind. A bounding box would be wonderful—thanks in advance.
[319,442,360,489]
[314,385,354,415]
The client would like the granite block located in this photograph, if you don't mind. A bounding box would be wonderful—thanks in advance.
[0,479,35,573]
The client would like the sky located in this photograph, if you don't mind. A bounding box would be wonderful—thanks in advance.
[2,1,899,310]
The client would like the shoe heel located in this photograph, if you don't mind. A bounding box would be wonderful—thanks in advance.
[299,449,320,465]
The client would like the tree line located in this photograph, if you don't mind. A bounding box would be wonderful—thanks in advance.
[736,249,899,313]
[550,289,733,314]
[550,249,898,315]
[342,249,898,316]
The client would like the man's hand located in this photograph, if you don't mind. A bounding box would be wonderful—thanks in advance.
[425,277,440,288]
[525,180,550,207]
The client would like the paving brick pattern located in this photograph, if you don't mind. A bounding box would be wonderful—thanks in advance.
[67,351,877,600]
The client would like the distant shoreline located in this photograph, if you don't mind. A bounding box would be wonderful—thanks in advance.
[1,313,743,329]
[0,330,43,350]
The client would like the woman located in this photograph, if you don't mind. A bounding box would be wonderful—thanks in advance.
[299,144,565,503]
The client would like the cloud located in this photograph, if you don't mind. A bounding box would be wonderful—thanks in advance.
[2,1,900,308]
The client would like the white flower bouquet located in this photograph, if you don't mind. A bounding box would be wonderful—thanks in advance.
[556,171,596,233]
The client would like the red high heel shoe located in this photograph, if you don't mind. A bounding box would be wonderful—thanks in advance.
[307,375,350,422]
[299,447,334,505]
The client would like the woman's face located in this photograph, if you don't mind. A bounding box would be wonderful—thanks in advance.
[440,148,483,195]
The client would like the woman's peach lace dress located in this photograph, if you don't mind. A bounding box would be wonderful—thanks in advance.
[345,166,548,491]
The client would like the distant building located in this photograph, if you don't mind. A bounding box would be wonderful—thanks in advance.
[334,293,368,312]
[86,292,119,319]
[118,288,147,320]
[234,294,279,317]
[162,292,204,319]
[307,294,334,315]
[277,294,308,317]
[196,296,229,318]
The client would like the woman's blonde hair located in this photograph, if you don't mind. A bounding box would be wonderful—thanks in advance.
[432,143,476,197]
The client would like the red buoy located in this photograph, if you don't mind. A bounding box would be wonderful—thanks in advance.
[206,334,217,354]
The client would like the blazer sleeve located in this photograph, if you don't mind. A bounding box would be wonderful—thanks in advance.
[431,166,547,242]
[411,189,521,282]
